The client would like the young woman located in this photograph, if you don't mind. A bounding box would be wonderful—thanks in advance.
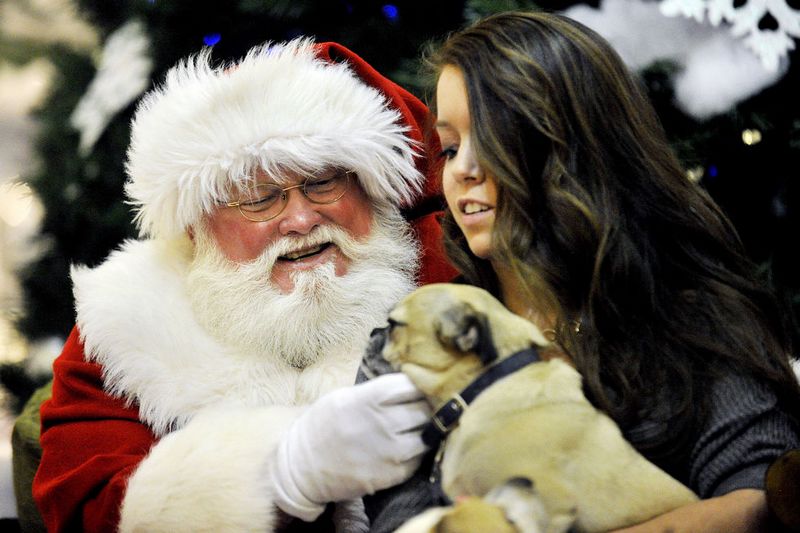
[430,10,799,531]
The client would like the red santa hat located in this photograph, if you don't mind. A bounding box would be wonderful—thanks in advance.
[124,38,437,239]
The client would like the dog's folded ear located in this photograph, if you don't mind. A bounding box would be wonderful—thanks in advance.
[435,302,498,365]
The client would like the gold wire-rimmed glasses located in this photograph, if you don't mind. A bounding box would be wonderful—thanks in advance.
[225,170,353,222]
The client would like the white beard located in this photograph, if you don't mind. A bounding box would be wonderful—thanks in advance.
[187,209,419,368]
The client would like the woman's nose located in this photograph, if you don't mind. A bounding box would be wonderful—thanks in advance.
[277,189,323,235]
[453,140,484,184]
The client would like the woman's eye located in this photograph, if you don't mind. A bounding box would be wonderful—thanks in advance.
[439,146,458,160]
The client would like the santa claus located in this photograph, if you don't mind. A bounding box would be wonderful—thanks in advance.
[32,38,455,532]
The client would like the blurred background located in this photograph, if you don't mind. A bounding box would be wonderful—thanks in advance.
[0,0,798,524]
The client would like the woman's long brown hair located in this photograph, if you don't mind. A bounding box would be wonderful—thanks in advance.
[427,10,799,465]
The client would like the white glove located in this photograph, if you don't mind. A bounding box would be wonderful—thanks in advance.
[272,373,431,521]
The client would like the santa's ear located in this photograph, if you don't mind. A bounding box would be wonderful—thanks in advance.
[187,226,195,242]
[435,302,498,365]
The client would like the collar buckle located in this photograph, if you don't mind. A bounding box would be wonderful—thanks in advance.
[431,393,468,434]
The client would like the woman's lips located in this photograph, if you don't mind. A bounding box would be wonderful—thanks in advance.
[457,199,494,223]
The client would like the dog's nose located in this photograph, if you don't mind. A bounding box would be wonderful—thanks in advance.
[369,325,388,337]
[367,326,389,354]
[357,326,394,380]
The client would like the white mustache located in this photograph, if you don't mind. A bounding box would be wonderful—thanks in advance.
[247,224,363,274]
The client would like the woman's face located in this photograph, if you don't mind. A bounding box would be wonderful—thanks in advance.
[436,65,498,260]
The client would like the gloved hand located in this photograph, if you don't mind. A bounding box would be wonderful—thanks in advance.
[272,373,431,521]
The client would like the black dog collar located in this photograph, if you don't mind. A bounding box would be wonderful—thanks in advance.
[421,346,541,447]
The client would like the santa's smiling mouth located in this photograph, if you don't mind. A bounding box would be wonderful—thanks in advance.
[279,242,333,261]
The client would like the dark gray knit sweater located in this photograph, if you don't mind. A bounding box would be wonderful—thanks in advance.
[677,373,797,497]
[623,371,800,498]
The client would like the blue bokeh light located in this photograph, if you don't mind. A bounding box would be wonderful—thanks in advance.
[203,33,221,46]
[708,165,718,178]
[382,4,399,21]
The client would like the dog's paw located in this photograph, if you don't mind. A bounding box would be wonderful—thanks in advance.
[394,506,452,533]
[484,477,548,533]
[396,477,569,533]
[485,477,578,533]
[433,496,523,533]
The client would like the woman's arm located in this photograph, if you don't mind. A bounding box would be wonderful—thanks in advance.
[613,489,768,533]
[614,371,797,533]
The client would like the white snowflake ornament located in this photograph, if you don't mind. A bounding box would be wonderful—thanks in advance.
[660,0,707,22]
[70,19,153,155]
[565,0,787,119]
[660,0,800,72]
[705,0,738,26]
[727,0,800,71]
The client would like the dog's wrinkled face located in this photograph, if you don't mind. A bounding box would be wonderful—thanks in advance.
[362,283,549,407]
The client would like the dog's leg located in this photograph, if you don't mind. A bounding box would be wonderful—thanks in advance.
[395,506,452,533]
[484,477,551,533]
[396,477,573,533]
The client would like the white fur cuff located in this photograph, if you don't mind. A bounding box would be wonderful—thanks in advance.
[119,405,303,532]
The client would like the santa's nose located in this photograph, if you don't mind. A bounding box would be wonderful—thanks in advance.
[277,190,323,236]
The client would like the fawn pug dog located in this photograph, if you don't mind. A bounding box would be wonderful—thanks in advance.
[362,283,698,533]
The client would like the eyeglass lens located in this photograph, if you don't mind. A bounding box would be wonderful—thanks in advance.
[236,171,350,221]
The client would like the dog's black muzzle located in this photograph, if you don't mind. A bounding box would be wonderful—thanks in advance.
[356,325,395,382]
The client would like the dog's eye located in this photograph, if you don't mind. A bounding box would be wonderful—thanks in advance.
[387,318,407,330]
[386,317,406,341]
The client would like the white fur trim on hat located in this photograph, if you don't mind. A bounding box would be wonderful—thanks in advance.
[125,37,423,239]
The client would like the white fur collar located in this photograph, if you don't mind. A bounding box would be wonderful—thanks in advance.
[72,237,361,436]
